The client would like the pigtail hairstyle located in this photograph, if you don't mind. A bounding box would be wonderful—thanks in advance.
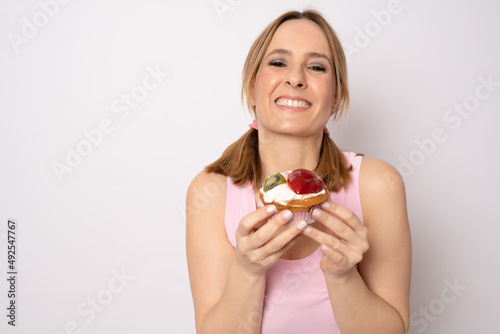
[205,128,260,186]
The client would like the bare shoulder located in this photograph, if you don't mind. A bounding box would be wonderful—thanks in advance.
[359,158,405,194]
[358,158,407,226]
[186,171,228,221]
[187,170,227,202]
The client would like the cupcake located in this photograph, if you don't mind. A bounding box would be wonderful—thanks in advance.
[260,169,330,225]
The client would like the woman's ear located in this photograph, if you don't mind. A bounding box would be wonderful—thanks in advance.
[249,88,257,115]
[331,99,338,116]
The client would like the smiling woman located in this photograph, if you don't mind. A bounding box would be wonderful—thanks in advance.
[186,9,411,334]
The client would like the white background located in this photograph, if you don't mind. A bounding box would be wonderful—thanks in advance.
[1,0,499,333]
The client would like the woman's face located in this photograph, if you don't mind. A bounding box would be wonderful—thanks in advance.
[252,19,335,137]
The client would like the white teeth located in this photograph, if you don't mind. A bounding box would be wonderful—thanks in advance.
[276,98,310,108]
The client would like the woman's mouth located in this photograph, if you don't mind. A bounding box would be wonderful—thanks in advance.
[275,97,311,109]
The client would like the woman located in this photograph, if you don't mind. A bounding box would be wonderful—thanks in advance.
[186,9,411,334]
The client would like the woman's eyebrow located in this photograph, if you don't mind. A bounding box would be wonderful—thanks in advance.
[307,51,331,63]
[266,49,332,64]
[266,48,291,57]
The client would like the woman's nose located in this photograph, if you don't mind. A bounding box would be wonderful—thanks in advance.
[286,66,306,88]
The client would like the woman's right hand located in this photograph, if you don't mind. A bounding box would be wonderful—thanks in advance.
[234,205,308,274]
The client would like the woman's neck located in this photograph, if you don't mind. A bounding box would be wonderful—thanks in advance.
[257,130,323,186]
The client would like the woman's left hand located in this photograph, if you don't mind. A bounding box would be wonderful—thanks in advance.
[303,200,369,278]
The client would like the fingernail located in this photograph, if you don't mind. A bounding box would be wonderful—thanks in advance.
[282,210,293,220]
[321,201,330,208]
[304,226,312,234]
[257,200,264,208]
[266,205,276,214]
[312,209,322,218]
[321,245,329,252]
[296,220,307,230]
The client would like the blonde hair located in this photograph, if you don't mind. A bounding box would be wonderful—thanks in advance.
[206,10,352,191]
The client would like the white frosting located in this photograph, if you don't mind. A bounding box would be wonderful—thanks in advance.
[261,181,326,206]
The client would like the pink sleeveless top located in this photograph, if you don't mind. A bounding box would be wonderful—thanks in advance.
[224,152,364,334]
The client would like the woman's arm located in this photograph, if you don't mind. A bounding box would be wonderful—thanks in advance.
[303,158,411,333]
[187,171,259,334]
[186,171,307,333]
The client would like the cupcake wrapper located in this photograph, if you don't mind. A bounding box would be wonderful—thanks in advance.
[285,210,315,227]
[268,205,321,227]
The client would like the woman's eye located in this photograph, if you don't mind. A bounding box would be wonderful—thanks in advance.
[269,61,286,67]
[310,65,327,72]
